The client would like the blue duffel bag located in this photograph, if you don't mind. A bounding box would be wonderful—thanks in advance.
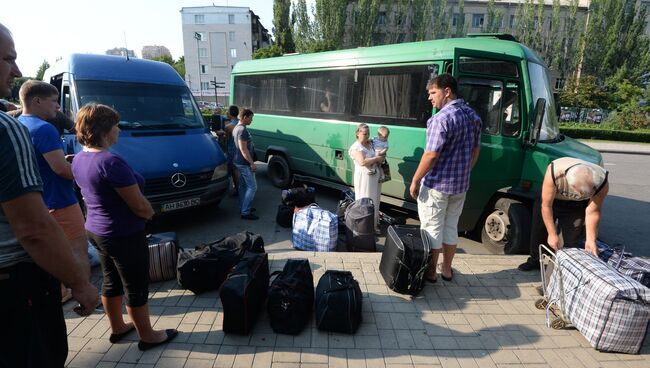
[292,204,338,252]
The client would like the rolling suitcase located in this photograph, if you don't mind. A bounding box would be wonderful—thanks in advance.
[344,198,376,252]
[267,259,314,335]
[220,252,270,334]
[379,225,431,296]
[147,232,181,282]
[315,270,362,334]
[546,248,650,354]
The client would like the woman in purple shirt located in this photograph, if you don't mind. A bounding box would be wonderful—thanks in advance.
[72,104,177,351]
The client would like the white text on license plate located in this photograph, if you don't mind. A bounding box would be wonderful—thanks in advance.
[161,198,200,212]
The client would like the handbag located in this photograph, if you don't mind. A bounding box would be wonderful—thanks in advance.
[292,204,338,252]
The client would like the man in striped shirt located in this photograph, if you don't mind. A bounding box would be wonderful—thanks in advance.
[0,23,98,368]
[410,74,482,284]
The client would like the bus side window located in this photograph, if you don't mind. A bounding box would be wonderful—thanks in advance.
[458,78,503,135]
[502,83,520,137]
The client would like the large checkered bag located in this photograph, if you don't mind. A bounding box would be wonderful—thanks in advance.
[547,248,650,354]
[597,241,650,288]
[292,204,338,252]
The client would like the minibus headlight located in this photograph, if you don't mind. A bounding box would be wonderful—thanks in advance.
[211,163,228,180]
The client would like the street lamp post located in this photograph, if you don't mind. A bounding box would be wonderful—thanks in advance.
[194,32,203,100]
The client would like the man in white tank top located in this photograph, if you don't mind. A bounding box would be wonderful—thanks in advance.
[518,157,609,271]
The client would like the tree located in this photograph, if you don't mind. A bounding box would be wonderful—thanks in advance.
[453,0,468,38]
[173,56,185,79]
[557,0,582,81]
[351,0,381,47]
[314,0,348,50]
[253,45,284,59]
[386,0,409,44]
[514,0,541,52]
[273,0,295,53]
[152,55,174,65]
[484,0,504,33]
[559,75,608,108]
[35,60,50,81]
[292,0,315,53]
[542,0,562,70]
[412,0,433,41]
[431,0,451,39]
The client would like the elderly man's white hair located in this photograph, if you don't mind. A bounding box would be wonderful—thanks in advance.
[566,164,603,197]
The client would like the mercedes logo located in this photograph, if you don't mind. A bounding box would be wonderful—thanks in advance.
[171,173,187,188]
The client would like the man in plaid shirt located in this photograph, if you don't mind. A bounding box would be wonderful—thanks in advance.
[409,74,482,283]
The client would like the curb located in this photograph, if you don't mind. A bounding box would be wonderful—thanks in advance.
[593,148,650,156]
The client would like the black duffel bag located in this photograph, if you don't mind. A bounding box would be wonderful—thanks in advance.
[267,259,314,335]
[200,231,265,253]
[220,252,270,334]
[282,185,316,207]
[176,245,241,294]
[315,270,362,334]
[276,204,294,228]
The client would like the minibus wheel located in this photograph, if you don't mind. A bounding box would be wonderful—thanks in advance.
[267,154,292,188]
[481,199,531,254]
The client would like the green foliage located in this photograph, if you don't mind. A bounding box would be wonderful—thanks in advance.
[152,55,174,65]
[292,0,314,53]
[11,77,30,100]
[274,0,295,53]
[173,56,185,79]
[543,0,562,70]
[314,0,348,50]
[431,0,451,40]
[603,80,650,130]
[453,0,468,38]
[484,0,503,34]
[352,0,381,47]
[252,45,284,59]
[559,126,650,142]
[412,0,433,41]
[385,0,410,44]
[35,60,50,81]
[559,76,608,108]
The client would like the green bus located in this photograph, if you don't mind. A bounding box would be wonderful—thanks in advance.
[230,34,602,254]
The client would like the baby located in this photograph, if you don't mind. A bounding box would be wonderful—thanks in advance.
[372,126,391,183]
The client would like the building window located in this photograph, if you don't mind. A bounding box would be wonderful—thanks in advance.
[228,14,235,24]
[377,12,386,25]
[194,14,204,24]
[200,81,209,91]
[199,48,208,57]
[555,78,565,90]
[509,15,515,28]
[229,31,235,42]
[472,14,484,28]
[201,65,207,74]
[230,48,237,58]
[452,13,459,27]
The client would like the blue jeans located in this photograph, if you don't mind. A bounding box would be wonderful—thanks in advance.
[235,163,257,215]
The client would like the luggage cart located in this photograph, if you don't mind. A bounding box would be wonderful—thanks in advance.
[534,244,572,329]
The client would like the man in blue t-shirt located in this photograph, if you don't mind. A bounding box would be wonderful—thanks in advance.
[18,81,90,296]
[232,108,258,220]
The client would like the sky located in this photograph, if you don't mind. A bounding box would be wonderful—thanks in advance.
[1,0,280,78]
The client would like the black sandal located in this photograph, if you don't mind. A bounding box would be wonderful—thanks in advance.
[137,329,179,351]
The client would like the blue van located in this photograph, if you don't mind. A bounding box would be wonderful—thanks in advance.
[43,54,229,213]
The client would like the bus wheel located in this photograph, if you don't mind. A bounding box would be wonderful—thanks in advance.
[480,199,531,255]
[267,155,292,188]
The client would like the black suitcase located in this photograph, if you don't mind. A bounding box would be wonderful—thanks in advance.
[147,232,181,282]
[380,225,431,296]
[267,259,314,335]
[282,185,316,207]
[176,245,241,294]
[276,204,294,228]
[315,270,362,334]
[345,198,376,252]
[220,252,270,334]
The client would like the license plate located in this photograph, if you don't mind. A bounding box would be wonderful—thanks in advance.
[161,198,200,212]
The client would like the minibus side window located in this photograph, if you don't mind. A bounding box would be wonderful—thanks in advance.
[233,76,259,111]
[62,85,73,121]
[458,78,504,135]
[295,70,353,115]
[501,83,521,137]
[258,77,292,113]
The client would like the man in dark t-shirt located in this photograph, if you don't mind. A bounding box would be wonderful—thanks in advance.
[232,108,258,220]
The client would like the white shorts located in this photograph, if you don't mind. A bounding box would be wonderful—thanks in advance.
[417,186,466,250]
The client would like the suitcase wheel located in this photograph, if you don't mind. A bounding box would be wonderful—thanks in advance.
[534,298,548,310]
[550,318,567,330]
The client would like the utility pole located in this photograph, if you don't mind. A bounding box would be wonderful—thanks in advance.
[194,32,203,100]
[210,78,226,107]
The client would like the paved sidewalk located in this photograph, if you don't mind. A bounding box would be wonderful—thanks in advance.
[581,141,650,155]
[64,252,650,368]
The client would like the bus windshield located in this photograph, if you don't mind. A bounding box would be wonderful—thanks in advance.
[528,62,559,141]
[75,80,205,130]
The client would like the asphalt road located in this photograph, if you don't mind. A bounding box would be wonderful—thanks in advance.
[149,152,649,257]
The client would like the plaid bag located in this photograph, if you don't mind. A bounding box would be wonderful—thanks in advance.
[547,248,650,354]
[597,241,650,288]
[292,204,338,252]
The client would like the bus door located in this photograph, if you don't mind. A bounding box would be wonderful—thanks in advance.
[452,48,525,227]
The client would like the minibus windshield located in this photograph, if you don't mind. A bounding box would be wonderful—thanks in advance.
[528,62,560,141]
[76,80,205,130]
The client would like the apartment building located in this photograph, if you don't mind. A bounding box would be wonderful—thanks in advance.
[180,6,271,103]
